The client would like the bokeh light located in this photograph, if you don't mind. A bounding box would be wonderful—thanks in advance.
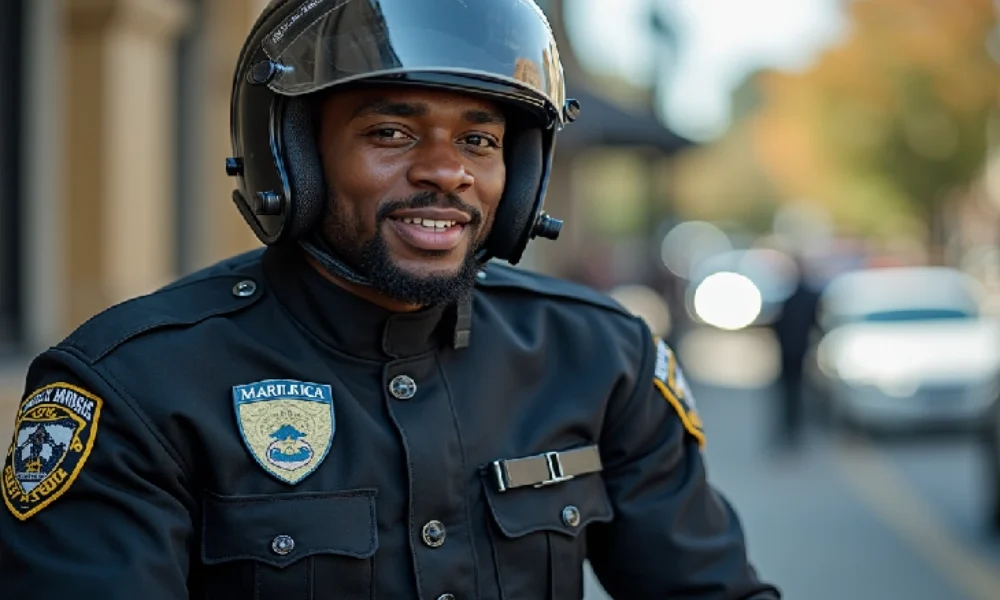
[693,272,763,330]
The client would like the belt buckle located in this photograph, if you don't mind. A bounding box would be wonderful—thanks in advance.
[492,460,510,492]
[491,451,577,493]
[535,451,574,488]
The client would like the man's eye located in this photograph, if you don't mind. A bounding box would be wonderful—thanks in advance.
[372,128,407,140]
[464,135,499,149]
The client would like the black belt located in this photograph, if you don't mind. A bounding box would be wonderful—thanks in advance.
[491,445,603,492]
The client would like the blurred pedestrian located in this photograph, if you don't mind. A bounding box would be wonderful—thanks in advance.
[770,255,822,450]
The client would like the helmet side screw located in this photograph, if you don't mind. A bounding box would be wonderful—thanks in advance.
[254,191,285,215]
[563,98,581,123]
[225,157,243,177]
[533,212,563,240]
[248,60,278,85]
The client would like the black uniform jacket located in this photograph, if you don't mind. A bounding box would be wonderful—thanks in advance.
[0,246,779,600]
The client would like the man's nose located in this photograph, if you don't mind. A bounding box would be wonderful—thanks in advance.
[407,141,475,195]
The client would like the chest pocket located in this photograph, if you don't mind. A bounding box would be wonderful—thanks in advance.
[197,489,378,600]
[482,460,613,600]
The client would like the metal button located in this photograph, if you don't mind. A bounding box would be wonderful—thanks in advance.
[271,534,295,556]
[232,279,257,298]
[476,270,487,280]
[437,595,456,600]
[562,505,581,528]
[422,520,447,548]
[389,375,417,400]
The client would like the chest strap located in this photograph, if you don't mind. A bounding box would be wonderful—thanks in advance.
[491,445,603,492]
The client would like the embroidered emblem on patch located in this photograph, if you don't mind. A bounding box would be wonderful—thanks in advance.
[652,338,705,448]
[2,383,103,521]
[233,379,334,485]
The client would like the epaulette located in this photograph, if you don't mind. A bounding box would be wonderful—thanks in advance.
[475,261,632,318]
[61,250,267,364]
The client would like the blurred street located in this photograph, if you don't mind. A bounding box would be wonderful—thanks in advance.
[584,329,1000,600]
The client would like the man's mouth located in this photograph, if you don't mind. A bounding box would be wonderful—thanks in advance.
[386,210,472,253]
[395,217,461,231]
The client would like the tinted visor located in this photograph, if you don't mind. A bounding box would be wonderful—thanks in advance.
[262,0,565,123]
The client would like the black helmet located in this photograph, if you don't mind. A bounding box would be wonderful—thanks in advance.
[227,0,580,273]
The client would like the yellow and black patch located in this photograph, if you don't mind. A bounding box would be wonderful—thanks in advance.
[2,383,102,521]
[652,337,705,448]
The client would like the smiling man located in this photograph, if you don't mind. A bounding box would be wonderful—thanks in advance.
[0,1,779,599]
[313,88,506,310]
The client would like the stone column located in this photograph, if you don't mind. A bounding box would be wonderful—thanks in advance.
[62,0,191,331]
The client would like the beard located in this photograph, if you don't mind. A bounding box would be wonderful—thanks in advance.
[320,190,486,306]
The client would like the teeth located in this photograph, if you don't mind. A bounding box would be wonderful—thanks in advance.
[400,217,457,229]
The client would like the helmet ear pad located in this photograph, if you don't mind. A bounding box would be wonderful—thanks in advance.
[279,96,328,240]
[485,124,545,263]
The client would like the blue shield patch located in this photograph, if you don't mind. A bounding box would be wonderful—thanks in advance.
[232,379,334,485]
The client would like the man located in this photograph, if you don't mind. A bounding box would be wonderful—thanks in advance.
[770,254,821,451]
[0,1,780,598]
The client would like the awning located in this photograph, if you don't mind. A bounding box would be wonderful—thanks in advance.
[557,85,693,154]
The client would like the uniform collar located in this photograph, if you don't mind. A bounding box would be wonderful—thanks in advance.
[262,245,449,360]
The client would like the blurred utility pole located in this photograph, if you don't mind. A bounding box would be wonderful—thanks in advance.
[649,0,680,124]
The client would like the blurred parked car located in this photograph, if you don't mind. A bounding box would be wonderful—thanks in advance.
[810,266,1000,433]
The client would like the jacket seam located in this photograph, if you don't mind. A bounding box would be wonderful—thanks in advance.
[63,272,262,361]
[475,284,632,320]
[602,316,655,444]
[435,353,482,596]
[54,346,196,486]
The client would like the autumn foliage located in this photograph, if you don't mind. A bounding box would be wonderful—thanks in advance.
[675,0,1000,241]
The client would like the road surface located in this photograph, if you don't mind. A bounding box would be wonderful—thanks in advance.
[584,379,1000,600]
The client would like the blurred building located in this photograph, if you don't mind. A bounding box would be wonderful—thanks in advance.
[1,0,270,365]
[0,0,691,378]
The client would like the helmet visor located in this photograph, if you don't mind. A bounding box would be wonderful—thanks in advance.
[262,0,566,122]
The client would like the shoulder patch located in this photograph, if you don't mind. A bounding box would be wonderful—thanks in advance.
[475,262,631,317]
[3,383,103,520]
[652,337,705,448]
[62,272,264,364]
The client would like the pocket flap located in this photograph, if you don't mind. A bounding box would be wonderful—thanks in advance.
[482,472,613,539]
[201,489,378,568]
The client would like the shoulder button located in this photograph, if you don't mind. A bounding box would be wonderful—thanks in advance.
[232,279,258,298]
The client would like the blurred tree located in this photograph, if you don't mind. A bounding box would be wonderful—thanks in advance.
[674,0,1000,254]
[756,0,1000,252]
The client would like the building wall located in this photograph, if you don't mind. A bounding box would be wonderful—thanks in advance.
[1,0,270,424]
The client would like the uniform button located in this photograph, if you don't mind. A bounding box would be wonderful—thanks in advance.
[271,534,295,556]
[437,595,456,600]
[389,375,417,400]
[476,270,487,280]
[562,505,581,528]
[232,279,257,297]
[422,520,447,548]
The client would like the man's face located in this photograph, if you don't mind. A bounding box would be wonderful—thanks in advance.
[315,86,507,306]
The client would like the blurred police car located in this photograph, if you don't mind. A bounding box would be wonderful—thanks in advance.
[812,266,1000,432]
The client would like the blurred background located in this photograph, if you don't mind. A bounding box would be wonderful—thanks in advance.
[3,0,1000,597]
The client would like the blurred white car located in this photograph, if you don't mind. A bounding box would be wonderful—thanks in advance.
[813,266,1000,431]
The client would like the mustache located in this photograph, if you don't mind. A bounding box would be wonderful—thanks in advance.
[376,192,483,227]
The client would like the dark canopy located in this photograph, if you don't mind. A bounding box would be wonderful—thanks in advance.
[558,85,693,154]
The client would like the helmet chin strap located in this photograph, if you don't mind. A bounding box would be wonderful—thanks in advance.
[298,234,373,287]
[297,232,478,350]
